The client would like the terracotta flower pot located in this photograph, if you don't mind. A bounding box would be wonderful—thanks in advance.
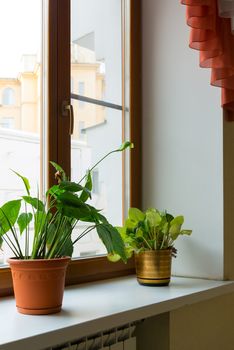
[135,249,172,286]
[8,257,70,315]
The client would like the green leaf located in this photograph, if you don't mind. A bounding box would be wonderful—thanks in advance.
[60,204,92,220]
[80,171,92,202]
[11,170,30,195]
[46,222,57,247]
[166,213,174,223]
[0,200,21,235]
[135,227,144,238]
[57,191,87,208]
[46,185,62,197]
[50,161,65,173]
[97,224,127,263]
[95,212,109,224]
[57,193,101,221]
[50,161,67,181]
[17,213,33,235]
[128,207,145,223]
[169,227,181,240]
[117,141,134,152]
[180,229,192,236]
[79,206,108,224]
[0,235,3,249]
[59,236,73,257]
[162,222,169,234]
[59,181,88,193]
[107,253,121,262]
[146,209,161,228]
[22,196,45,212]
[116,226,127,238]
[170,215,184,226]
[169,216,184,240]
[46,219,73,258]
[125,218,137,230]
[108,247,134,262]
[34,211,48,236]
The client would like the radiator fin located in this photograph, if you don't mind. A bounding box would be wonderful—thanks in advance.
[46,323,137,350]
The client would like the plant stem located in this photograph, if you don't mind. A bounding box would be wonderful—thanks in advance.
[72,225,96,245]
[2,235,21,258]
[24,203,29,258]
[0,210,24,258]
[142,236,152,250]
[49,217,70,258]
[46,214,65,259]
[53,223,74,258]
[78,150,118,185]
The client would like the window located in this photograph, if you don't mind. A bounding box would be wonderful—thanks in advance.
[0,0,43,268]
[0,0,141,296]
[0,0,45,295]
[0,117,15,129]
[2,88,15,105]
[70,0,127,258]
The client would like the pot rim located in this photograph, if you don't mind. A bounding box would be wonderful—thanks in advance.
[7,256,71,263]
[7,256,71,261]
[135,248,172,254]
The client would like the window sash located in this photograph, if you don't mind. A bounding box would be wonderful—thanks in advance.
[0,0,141,297]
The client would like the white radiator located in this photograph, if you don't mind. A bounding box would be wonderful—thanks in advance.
[47,324,137,350]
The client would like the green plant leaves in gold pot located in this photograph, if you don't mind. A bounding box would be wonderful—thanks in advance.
[110,207,192,286]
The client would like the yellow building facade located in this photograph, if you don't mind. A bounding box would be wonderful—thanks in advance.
[0,46,105,138]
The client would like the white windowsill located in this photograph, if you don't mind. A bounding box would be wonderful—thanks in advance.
[1,276,234,350]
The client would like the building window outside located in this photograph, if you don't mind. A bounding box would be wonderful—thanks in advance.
[0,117,15,129]
[2,88,15,105]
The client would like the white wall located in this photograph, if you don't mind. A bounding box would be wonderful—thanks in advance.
[142,0,223,279]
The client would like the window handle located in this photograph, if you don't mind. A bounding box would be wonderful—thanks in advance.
[62,100,74,135]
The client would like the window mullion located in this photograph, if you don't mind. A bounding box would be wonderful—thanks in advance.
[48,0,71,187]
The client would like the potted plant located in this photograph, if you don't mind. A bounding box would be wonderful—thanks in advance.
[0,141,132,314]
[113,207,192,286]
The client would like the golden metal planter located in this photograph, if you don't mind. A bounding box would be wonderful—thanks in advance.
[135,249,172,286]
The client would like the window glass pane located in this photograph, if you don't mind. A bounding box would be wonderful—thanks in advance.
[71,0,122,105]
[2,88,15,105]
[0,0,44,264]
[70,102,123,258]
[71,0,125,259]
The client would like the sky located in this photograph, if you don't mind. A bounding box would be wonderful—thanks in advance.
[0,0,41,78]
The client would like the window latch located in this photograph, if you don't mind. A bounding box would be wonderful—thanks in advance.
[62,100,74,135]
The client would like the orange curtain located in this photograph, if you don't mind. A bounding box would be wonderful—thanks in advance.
[181,0,234,113]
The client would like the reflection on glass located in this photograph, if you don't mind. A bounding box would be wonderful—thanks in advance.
[71,0,122,105]
[0,0,43,264]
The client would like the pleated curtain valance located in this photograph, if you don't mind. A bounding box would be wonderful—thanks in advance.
[181,0,234,113]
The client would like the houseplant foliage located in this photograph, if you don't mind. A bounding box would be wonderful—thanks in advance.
[0,141,133,261]
[0,141,133,314]
[112,207,192,286]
